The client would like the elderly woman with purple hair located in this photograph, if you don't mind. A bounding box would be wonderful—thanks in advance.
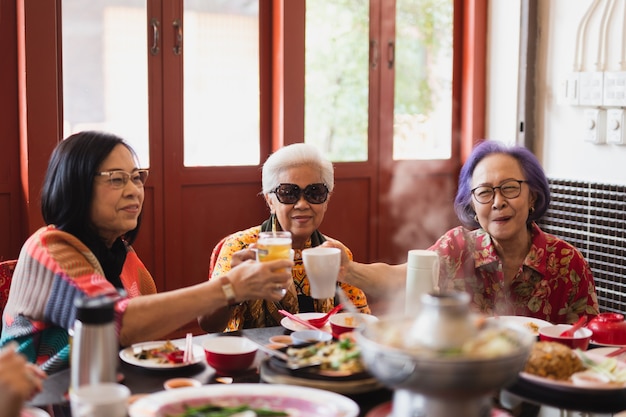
[327,140,598,324]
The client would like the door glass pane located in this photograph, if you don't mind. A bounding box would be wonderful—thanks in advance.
[304,1,369,162]
[62,0,150,167]
[393,0,453,160]
[183,0,260,167]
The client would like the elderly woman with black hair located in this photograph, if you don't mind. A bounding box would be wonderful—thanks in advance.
[0,131,291,374]
[198,143,369,333]
[327,140,598,324]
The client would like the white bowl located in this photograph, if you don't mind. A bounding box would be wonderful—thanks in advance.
[538,324,592,350]
[290,330,332,345]
[329,313,379,336]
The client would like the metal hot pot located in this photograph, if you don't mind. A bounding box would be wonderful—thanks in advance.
[355,292,534,417]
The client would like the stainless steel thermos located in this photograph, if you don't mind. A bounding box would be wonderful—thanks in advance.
[70,295,118,391]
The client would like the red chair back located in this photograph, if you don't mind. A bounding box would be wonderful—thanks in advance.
[208,237,227,279]
[0,259,17,313]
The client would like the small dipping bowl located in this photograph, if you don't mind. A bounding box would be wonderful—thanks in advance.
[290,330,332,345]
[163,378,202,390]
[538,324,593,350]
[269,335,294,346]
[329,312,379,337]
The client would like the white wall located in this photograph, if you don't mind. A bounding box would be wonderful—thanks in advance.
[488,0,626,185]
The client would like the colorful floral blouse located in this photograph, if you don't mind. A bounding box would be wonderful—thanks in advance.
[428,223,599,324]
[211,225,370,331]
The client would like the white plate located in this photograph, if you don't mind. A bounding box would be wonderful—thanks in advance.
[520,352,626,391]
[119,340,204,369]
[128,383,359,417]
[280,312,332,332]
[487,315,552,335]
[20,408,50,417]
[589,346,626,360]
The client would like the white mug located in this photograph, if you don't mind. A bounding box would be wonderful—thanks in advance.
[70,382,130,417]
[302,247,341,298]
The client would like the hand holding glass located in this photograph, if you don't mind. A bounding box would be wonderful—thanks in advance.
[257,231,292,296]
[302,247,341,298]
[256,231,292,264]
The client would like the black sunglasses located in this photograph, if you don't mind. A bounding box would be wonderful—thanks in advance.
[270,183,329,204]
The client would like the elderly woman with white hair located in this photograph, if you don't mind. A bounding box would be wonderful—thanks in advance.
[198,143,370,333]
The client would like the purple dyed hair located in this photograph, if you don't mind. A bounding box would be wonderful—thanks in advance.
[454,140,551,228]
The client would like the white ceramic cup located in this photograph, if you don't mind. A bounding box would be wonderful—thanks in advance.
[302,247,341,298]
[70,382,130,417]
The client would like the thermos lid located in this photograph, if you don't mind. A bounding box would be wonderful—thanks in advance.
[407,249,439,269]
[75,296,115,324]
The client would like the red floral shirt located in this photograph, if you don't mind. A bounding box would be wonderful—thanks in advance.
[428,223,599,324]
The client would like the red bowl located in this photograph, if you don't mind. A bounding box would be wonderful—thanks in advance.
[329,312,378,337]
[587,313,626,345]
[202,336,257,374]
[538,324,592,350]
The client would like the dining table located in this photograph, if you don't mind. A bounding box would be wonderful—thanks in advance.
[24,325,626,417]
[25,325,394,417]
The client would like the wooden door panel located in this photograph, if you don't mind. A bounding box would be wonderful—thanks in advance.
[0,195,14,261]
[378,163,459,264]
[321,178,372,263]
[172,183,268,290]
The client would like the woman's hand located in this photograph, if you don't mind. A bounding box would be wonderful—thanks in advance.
[0,343,46,417]
[230,244,257,268]
[227,258,293,303]
[320,238,352,278]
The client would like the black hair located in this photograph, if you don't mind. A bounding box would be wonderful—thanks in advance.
[41,130,142,245]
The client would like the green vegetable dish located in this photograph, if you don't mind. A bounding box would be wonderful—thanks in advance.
[169,403,288,417]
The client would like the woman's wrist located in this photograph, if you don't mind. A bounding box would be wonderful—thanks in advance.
[219,276,238,306]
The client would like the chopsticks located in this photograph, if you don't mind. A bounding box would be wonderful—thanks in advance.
[607,346,626,358]
[278,310,322,331]
[182,332,193,364]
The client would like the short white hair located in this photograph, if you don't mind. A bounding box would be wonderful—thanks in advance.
[261,143,334,194]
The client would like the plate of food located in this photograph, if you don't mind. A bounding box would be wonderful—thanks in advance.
[259,333,382,394]
[119,340,205,369]
[280,312,331,332]
[128,383,359,417]
[269,334,367,378]
[520,341,626,391]
[487,315,552,335]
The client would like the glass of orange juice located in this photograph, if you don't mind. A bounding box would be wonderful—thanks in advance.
[256,231,292,264]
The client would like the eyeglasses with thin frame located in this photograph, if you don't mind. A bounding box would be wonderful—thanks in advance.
[471,179,526,204]
[96,169,149,189]
[270,183,329,204]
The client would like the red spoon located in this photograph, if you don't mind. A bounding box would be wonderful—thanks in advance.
[560,315,587,337]
[307,304,344,328]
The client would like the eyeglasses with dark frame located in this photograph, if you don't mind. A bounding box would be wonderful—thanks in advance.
[270,183,329,205]
[471,179,526,204]
[96,169,149,189]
